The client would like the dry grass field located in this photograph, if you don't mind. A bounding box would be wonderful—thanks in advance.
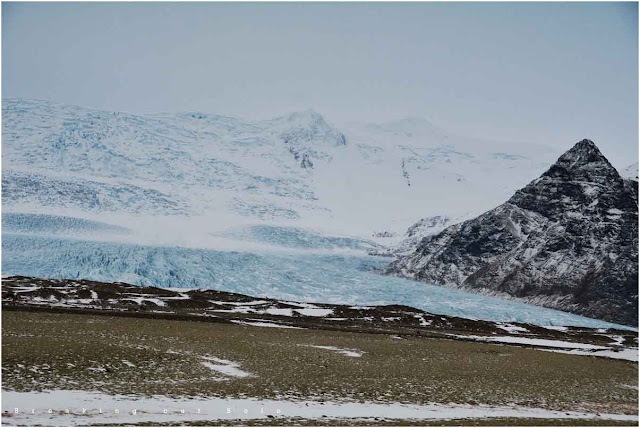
[2,309,637,427]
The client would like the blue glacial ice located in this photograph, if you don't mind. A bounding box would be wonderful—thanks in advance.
[215,225,382,251]
[2,232,632,330]
[2,213,131,236]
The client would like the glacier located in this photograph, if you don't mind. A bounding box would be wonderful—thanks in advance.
[2,212,130,236]
[2,99,636,331]
[2,98,563,239]
[2,231,632,330]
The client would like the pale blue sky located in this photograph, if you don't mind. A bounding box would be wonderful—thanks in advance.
[2,2,638,167]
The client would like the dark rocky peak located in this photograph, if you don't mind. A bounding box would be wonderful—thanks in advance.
[507,139,630,219]
[539,139,620,185]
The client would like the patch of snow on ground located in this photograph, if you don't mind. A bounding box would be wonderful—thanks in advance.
[307,345,363,358]
[200,357,253,378]
[539,348,638,362]
[124,297,166,307]
[1,389,637,426]
[159,294,191,300]
[414,314,432,326]
[264,308,294,316]
[455,335,609,350]
[11,285,41,293]
[294,308,333,317]
[543,326,569,332]
[209,307,255,314]
[232,320,303,329]
[497,324,528,334]
[608,335,626,346]
[209,300,269,306]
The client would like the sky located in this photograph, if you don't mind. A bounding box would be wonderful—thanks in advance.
[2,2,638,167]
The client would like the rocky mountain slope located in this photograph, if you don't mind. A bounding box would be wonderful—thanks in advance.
[385,140,639,326]
[378,160,639,259]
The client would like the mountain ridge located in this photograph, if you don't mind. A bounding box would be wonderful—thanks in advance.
[2,97,560,239]
[385,139,639,326]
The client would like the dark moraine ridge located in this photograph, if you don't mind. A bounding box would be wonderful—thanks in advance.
[2,275,637,350]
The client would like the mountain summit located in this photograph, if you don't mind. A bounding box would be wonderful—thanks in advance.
[537,139,620,186]
[386,139,639,326]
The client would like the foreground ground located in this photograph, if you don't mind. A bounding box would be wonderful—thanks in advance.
[2,308,638,426]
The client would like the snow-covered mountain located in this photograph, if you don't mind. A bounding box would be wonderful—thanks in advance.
[386,140,639,326]
[2,98,559,242]
[369,215,460,257]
